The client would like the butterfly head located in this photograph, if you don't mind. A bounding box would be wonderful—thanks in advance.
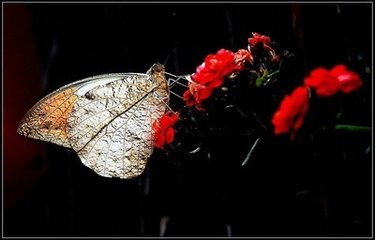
[148,63,168,91]
[148,63,165,74]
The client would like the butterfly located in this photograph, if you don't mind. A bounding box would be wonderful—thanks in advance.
[17,63,172,179]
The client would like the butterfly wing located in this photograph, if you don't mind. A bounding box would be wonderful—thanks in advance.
[17,73,128,148]
[67,73,169,178]
[18,71,169,179]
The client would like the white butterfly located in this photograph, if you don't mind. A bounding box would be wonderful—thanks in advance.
[17,63,170,179]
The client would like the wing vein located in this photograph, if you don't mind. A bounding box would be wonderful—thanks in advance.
[76,85,157,153]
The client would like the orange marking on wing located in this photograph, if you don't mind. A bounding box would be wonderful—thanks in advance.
[37,88,78,140]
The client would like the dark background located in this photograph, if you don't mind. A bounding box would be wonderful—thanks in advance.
[3,3,372,237]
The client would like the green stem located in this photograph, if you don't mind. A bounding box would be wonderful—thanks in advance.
[267,70,280,77]
[335,124,371,132]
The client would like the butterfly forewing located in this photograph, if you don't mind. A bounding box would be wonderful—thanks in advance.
[17,73,129,147]
[17,87,78,148]
[18,67,169,179]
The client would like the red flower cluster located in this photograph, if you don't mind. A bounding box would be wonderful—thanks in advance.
[272,64,363,140]
[152,112,179,150]
[304,65,363,97]
[183,49,236,107]
[272,87,310,140]
[183,48,252,108]
[234,49,253,71]
[193,49,236,88]
[248,32,274,51]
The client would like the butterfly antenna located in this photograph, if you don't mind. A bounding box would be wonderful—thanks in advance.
[161,52,172,86]
[165,72,194,83]
[164,72,191,89]
[163,52,171,66]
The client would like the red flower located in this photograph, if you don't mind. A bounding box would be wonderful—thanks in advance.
[183,82,212,110]
[270,54,281,64]
[189,82,214,102]
[234,49,253,70]
[184,48,237,109]
[330,65,363,94]
[192,48,236,88]
[152,112,179,150]
[248,32,273,51]
[183,88,196,107]
[304,65,363,97]
[304,67,339,97]
[272,87,310,140]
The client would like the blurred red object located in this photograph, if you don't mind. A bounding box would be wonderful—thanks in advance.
[4,4,46,210]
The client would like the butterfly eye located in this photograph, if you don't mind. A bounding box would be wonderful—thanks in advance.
[84,92,95,100]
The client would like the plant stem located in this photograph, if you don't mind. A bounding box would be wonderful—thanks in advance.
[335,124,371,132]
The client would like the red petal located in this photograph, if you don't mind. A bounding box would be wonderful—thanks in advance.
[169,112,179,124]
[272,87,309,139]
[206,77,224,88]
[248,32,271,46]
[154,133,165,150]
[164,127,175,144]
[272,111,289,134]
[183,89,197,106]
[160,115,172,129]
[329,65,363,94]
[330,64,348,78]
[304,67,339,97]
[338,73,363,93]
[192,49,235,87]
[196,86,213,102]
[193,70,216,85]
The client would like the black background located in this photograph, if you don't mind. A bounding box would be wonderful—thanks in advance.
[3,3,372,237]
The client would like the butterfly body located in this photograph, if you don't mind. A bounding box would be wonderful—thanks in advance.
[18,63,169,179]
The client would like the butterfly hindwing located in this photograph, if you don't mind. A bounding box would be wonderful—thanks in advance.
[68,74,168,178]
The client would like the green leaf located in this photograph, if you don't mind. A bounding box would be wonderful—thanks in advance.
[255,70,268,87]
[255,69,279,87]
